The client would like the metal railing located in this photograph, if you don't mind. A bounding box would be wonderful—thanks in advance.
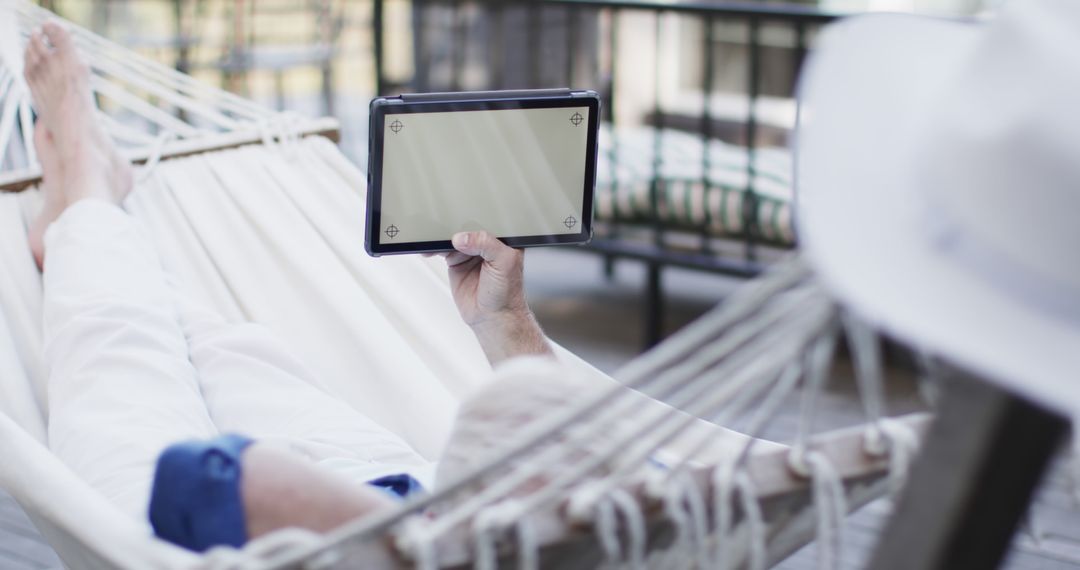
[372,0,840,346]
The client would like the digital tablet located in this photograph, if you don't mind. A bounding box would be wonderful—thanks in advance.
[365,88,601,256]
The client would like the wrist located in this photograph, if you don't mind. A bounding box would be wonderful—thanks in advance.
[470,307,532,331]
[470,309,552,365]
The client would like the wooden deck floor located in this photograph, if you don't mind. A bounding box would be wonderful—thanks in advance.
[1,249,1078,569]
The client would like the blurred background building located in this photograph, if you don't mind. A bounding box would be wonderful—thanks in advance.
[37,0,997,356]
[34,0,995,168]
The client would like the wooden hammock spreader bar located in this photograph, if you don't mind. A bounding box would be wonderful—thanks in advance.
[0,116,341,193]
[260,413,932,570]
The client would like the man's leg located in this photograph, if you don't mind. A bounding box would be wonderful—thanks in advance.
[25,25,408,547]
[24,23,218,519]
[144,259,435,548]
[173,295,435,488]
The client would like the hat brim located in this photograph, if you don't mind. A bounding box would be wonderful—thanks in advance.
[797,14,1080,415]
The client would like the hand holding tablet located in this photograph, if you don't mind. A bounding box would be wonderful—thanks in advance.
[365,89,601,256]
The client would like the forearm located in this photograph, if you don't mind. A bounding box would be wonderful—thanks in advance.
[470,310,554,366]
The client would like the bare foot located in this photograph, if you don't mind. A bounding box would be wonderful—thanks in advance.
[23,22,132,269]
[28,126,62,268]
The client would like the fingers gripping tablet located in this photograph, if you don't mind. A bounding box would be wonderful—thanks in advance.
[365,89,601,256]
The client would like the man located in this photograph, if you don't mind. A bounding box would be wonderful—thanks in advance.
[24,21,556,551]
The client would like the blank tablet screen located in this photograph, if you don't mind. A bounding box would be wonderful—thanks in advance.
[377,105,593,246]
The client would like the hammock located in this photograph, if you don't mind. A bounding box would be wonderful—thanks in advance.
[0,3,925,569]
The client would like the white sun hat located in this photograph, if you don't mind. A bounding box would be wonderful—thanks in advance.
[796,0,1080,416]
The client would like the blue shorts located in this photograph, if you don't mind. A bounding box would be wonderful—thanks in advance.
[148,435,422,552]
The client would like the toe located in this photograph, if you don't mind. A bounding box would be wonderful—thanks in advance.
[30,30,49,59]
[41,22,74,57]
[24,32,45,76]
[42,22,89,83]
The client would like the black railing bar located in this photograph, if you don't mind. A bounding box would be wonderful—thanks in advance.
[450,3,467,91]
[607,7,623,230]
[412,0,430,92]
[489,3,506,89]
[649,10,665,247]
[603,6,617,123]
[565,5,578,87]
[791,23,807,210]
[699,13,715,255]
[528,2,542,87]
[373,0,385,94]
[743,17,761,262]
[794,19,808,80]
[455,0,841,23]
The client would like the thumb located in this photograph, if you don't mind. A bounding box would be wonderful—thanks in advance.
[451,231,512,266]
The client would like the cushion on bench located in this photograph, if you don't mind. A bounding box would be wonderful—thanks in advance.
[595,125,795,246]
